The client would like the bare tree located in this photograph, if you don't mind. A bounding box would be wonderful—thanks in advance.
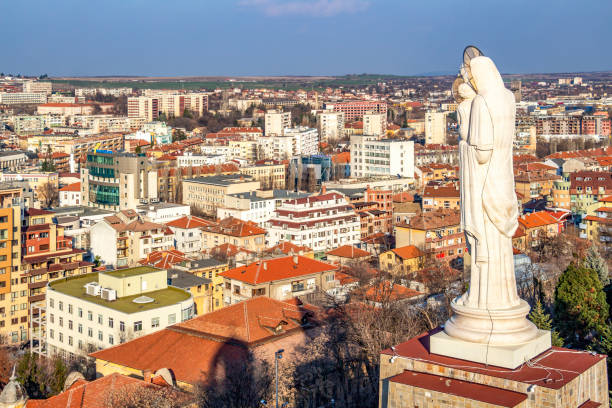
[37,182,59,208]
[104,384,187,408]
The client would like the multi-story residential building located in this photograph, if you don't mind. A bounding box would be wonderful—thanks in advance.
[514,167,560,200]
[200,217,267,253]
[90,210,174,268]
[414,144,458,167]
[217,190,309,226]
[257,135,294,160]
[517,211,565,249]
[45,266,193,358]
[240,163,286,190]
[156,163,239,204]
[167,269,212,316]
[182,174,260,216]
[0,172,59,208]
[264,110,291,136]
[327,101,387,121]
[219,255,337,305]
[422,184,460,212]
[551,174,571,210]
[176,258,228,311]
[317,111,344,143]
[0,151,27,172]
[581,112,611,137]
[425,111,447,145]
[536,115,581,135]
[128,93,208,121]
[127,96,159,122]
[581,195,611,247]
[282,127,319,156]
[0,92,47,105]
[395,209,463,261]
[350,135,415,179]
[135,202,190,224]
[21,208,94,345]
[26,133,125,163]
[352,187,394,238]
[228,140,258,161]
[416,164,458,187]
[363,112,386,137]
[165,215,213,256]
[569,171,612,216]
[22,81,52,95]
[379,245,425,275]
[80,151,158,211]
[267,191,361,255]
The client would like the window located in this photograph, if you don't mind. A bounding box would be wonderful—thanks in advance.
[49,299,54,308]
[134,321,142,332]
[49,329,54,339]
[108,335,114,345]
[88,328,93,338]
[49,314,54,324]
[59,317,63,327]
[78,308,83,318]
[98,314,103,325]
[87,311,92,321]
[168,314,176,325]
[68,336,73,346]
[68,320,73,330]
[119,321,125,332]
[78,324,83,334]
[108,317,114,328]
[151,317,160,328]
[59,301,63,311]
[98,331,103,341]
[78,340,83,350]
[68,304,73,314]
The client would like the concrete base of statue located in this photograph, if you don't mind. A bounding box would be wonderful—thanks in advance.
[430,298,551,368]
[429,329,551,369]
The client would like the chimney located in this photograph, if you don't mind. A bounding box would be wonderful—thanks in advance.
[293,255,298,265]
[143,369,153,383]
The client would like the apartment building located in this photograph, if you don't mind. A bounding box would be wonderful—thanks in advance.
[363,112,386,137]
[422,184,460,212]
[569,171,612,215]
[350,135,415,179]
[128,93,208,121]
[379,245,426,275]
[317,111,344,143]
[283,126,319,156]
[127,97,159,122]
[22,81,52,95]
[536,115,581,135]
[81,151,158,211]
[165,215,213,256]
[26,133,124,163]
[21,208,94,345]
[200,217,267,253]
[395,209,463,261]
[90,210,174,268]
[581,195,611,247]
[45,266,193,358]
[424,111,447,145]
[0,151,27,172]
[264,110,291,136]
[267,191,361,255]
[219,255,336,304]
[517,211,565,248]
[0,93,47,105]
[327,101,387,121]
[582,112,611,137]
[182,174,260,216]
[239,163,286,190]
[217,189,308,226]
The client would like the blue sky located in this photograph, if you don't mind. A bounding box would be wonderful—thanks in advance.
[1,0,610,77]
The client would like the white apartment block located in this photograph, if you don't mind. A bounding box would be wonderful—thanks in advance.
[363,112,387,137]
[350,135,415,179]
[0,92,48,105]
[257,136,294,160]
[177,153,227,167]
[45,267,194,358]
[127,96,158,122]
[75,88,133,97]
[267,192,361,253]
[283,126,319,156]
[317,111,345,143]
[265,110,291,136]
[425,111,447,145]
[23,81,52,95]
[200,144,241,158]
[217,192,276,226]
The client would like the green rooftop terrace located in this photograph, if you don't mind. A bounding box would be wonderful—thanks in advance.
[102,266,159,278]
[49,273,192,314]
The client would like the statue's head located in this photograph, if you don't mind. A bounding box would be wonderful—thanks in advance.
[458,83,476,100]
[470,56,504,93]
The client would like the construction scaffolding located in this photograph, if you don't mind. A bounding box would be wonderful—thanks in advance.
[30,303,46,357]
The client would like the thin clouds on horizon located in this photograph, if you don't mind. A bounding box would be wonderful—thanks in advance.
[240,0,370,17]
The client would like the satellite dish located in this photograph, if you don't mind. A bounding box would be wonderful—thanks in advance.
[154,368,176,386]
[462,45,485,89]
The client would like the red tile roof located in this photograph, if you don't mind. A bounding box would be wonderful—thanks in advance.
[264,241,312,255]
[389,370,527,407]
[423,185,460,198]
[202,217,266,237]
[59,182,80,192]
[165,215,214,229]
[90,297,319,385]
[326,245,370,259]
[139,249,190,269]
[208,242,254,257]
[518,211,561,229]
[220,255,336,285]
[391,245,424,259]
[383,329,607,390]
[359,282,423,302]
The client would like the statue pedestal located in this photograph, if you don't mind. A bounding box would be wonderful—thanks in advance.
[431,298,551,368]
[429,329,551,369]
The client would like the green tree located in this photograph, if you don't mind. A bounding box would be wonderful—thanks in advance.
[172,129,186,142]
[93,255,101,268]
[554,262,609,348]
[182,108,193,119]
[49,357,67,395]
[16,353,46,398]
[583,246,610,286]
[41,160,56,172]
[135,145,142,154]
[157,112,168,122]
[528,299,564,347]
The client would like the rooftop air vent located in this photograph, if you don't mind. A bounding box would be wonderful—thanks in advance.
[133,296,155,304]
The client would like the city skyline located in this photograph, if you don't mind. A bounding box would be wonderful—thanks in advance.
[2,0,612,77]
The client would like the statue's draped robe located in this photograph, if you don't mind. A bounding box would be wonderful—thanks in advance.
[460,58,520,310]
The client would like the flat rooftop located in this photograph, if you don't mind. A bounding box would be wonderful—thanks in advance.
[103,266,159,278]
[184,174,254,186]
[49,272,191,314]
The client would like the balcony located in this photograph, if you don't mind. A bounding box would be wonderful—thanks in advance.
[28,294,45,304]
[28,281,48,290]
